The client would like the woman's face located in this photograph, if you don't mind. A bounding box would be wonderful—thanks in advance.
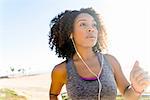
[72,13,98,48]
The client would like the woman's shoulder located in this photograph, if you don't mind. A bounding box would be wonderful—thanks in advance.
[52,60,67,74]
[51,60,67,83]
[102,53,121,73]
[103,53,119,64]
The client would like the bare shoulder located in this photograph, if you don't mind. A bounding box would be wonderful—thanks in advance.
[104,54,119,63]
[103,53,121,73]
[52,61,66,73]
[51,60,67,84]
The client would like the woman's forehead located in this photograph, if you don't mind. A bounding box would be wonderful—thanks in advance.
[75,13,95,22]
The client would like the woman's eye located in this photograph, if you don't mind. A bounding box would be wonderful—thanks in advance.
[80,23,86,26]
[93,23,97,27]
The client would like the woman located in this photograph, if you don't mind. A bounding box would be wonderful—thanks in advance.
[49,8,150,100]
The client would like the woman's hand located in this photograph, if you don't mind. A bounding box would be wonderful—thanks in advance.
[130,61,150,94]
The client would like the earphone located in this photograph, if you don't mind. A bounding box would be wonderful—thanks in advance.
[70,34,102,100]
[70,34,73,39]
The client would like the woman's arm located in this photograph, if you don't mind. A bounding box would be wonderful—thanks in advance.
[49,62,67,100]
[50,94,58,100]
[124,61,150,100]
[123,85,140,100]
[104,54,147,100]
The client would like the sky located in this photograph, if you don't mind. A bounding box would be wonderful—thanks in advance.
[0,0,150,81]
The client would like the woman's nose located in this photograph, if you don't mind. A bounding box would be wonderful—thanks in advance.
[87,27,94,33]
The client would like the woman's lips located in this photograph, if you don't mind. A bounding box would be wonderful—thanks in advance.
[87,36,96,39]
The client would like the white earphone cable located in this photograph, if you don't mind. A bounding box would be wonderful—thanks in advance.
[71,37,102,100]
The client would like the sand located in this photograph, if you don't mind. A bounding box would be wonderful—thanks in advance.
[0,73,66,100]
[1,73,149,100]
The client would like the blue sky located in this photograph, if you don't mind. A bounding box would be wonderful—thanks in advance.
[0,0,106,74]
[0,0,150,80]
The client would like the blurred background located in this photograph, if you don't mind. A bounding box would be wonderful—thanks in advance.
[0,0,150,90]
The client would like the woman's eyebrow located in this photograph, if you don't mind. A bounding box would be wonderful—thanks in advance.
[76,19,87,24]
[76,19,96,24]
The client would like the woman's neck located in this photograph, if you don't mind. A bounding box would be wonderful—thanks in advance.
[73,46,95,61]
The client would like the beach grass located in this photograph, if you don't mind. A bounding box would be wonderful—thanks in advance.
[0,88,27,100]
[0,88,149,100]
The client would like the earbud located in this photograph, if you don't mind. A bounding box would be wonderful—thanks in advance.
[70,34,73,39]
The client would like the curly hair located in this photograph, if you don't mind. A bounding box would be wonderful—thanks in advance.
[49,8,107,59]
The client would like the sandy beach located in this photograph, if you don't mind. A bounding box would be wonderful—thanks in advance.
[0,73,66,100]
[1,73,150,100]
